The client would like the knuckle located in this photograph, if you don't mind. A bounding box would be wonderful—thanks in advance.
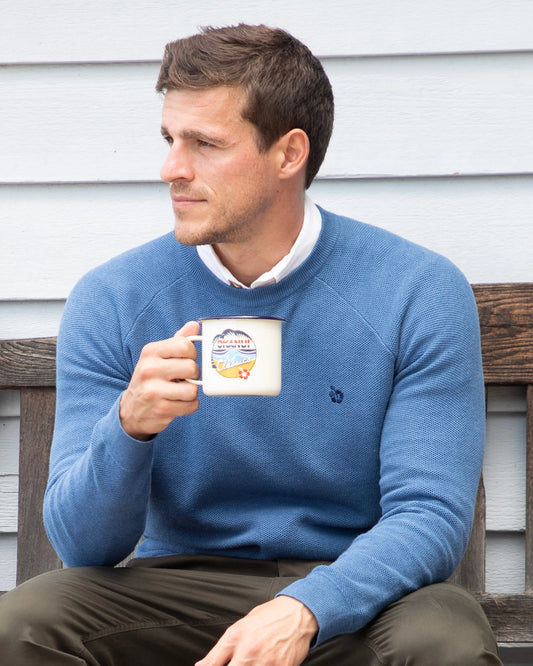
[140,341,159,358]
[175,336,198,359]
[151,401,172,421]
[133,382,157,403]
[222,623,241,643]
[135,357,161,382]
[181,381,199,401]
[182,358,200,379]
[244,639,262,657]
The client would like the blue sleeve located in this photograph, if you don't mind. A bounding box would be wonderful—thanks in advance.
[43,272,154,567]
[279,262,485,645]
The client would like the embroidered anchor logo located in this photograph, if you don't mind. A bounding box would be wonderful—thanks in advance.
[329,386,344,404]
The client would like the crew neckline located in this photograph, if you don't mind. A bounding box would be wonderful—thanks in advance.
[196,195,322,289]
[182,206,341,309]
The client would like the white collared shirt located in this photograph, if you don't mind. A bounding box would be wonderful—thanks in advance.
[196,196,322,289]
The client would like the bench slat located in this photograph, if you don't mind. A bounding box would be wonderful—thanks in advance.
[474,284,533,384]
[527,385,533,593]
[17,388,62,584]
[448,478,486,592]
[0,338,56,389]
[476,594,533,643]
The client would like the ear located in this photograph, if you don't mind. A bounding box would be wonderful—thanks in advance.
[276,129,310,182]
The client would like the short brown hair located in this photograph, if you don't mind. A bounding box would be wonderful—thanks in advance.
[156,24,334,188]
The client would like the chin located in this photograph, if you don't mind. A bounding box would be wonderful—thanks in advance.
[174,224,208,247]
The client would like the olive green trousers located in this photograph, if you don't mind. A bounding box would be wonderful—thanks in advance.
[0,554,502,665]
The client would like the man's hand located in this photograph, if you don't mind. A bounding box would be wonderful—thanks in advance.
[195,596,318,666]
[119,321,201,440]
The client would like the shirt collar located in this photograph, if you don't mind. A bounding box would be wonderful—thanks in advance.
[196,196,322,289]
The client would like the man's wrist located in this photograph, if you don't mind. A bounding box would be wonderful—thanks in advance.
[277,595,318,641]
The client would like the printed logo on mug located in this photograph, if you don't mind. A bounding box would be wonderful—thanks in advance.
[186,316,284,396]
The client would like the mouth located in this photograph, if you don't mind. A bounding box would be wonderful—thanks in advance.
[171,195,206,208]
[170,192,208,212]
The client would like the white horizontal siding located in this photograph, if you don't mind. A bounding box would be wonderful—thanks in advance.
[0,391,20,418]
[1,0,532,64]
[486,533,525,594]
[485,389,527,532]
[0,301,65,338]
[2,53,533,183]
[0,477,18,533]
[0,535,17,591]
[1,175,531,301]
[0,390,19,591]
[0,416,18,474]
[1,7,532,661]
[0,395,19,538]
[312,177,533,283]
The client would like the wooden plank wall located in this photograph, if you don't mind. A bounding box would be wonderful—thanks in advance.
[0,5,532,660]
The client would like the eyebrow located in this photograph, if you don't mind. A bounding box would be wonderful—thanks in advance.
[160,126,231,147]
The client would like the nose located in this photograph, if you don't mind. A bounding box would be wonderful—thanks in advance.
[160,144,194,183]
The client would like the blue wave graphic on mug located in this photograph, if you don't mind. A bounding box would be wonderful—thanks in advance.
[211,329,257,378]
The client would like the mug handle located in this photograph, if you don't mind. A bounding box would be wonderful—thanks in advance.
[185,335,203,385]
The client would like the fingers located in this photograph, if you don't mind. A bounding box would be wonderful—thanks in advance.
[137,341,199,383]
[195,640,232,666]
[119,322,202,440]
[195,597,316,666]
[175,319,201,339]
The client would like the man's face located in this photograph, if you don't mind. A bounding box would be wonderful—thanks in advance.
[160,86,282,247]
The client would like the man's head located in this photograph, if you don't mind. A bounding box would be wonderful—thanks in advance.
[156,24,334,189]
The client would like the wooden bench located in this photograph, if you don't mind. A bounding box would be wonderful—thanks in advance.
[0,283,532,649]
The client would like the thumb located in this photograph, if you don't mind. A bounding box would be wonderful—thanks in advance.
[175,320,201,338]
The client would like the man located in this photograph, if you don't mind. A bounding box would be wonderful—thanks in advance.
[0,24,501,665]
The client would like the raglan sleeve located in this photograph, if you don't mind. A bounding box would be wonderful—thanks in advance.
[278,259,486,645]
[43,270,155,567]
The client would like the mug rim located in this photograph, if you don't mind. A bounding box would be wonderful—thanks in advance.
[198,316,285,322]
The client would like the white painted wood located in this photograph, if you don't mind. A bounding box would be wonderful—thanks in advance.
[484,412,527,532]
[0,183,171,300]
[0,301,64,339]
[2,53,533,184]
[321,53,533,178]
[1,0,532,64]
[0,535,17,591]
[486,533,525,593]
[0,476,18,532]
[0,417,19,474]
[0,63,165,184]
[2,175,532,300]
[310,177,533,284]
[0,391,20,418]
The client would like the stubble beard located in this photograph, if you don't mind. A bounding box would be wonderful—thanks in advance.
[174,219,250,247]
[172,194,272,248]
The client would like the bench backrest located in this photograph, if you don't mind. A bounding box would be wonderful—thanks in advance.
[0,283,532,643]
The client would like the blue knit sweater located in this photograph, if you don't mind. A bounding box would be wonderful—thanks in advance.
[44,208,485,645]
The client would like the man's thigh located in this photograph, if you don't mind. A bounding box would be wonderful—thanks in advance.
[0,560,502,666]
[0,562,273,665]
[350,582,502,666]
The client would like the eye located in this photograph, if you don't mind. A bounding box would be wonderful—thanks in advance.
[197,139,214,148]
[161,133,173,146]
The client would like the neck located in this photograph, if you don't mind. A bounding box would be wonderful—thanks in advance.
[213,194,306,287]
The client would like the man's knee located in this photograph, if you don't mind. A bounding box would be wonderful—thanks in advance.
[0,568,94,659]
[364,583,502,665]
[0,570,67,642]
